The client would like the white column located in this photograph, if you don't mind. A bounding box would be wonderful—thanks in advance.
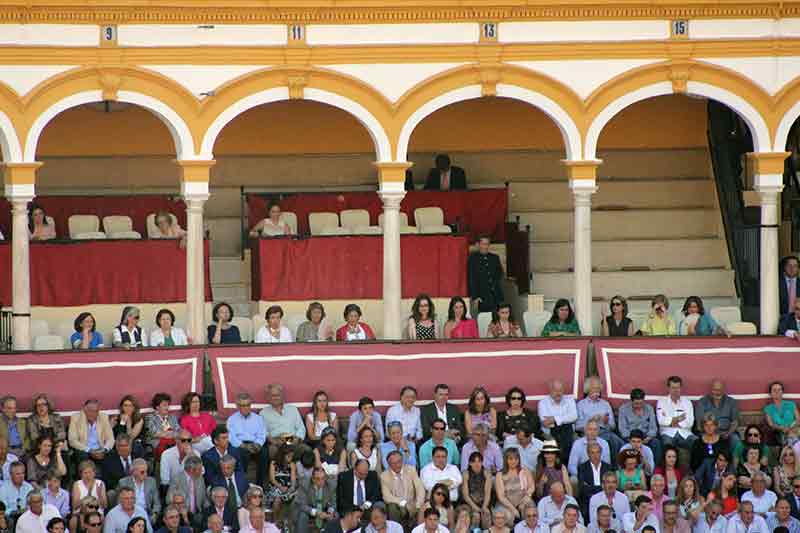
[380,189,405,340]
[756,182,782,334]
[181,182,209,346]
[571,181,597,334]
[10,195,33,350]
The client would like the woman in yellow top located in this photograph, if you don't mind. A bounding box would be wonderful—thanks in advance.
[639,294,677,336]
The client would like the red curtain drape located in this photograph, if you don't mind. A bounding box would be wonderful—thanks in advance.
[0,240,211,306]
[251,235,468,300]
[247,189,507,241]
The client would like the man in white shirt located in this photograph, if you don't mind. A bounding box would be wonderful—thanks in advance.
[15,491,61,533]
[724,501,768,533]
[622,495,660,533]
[740,473,777,516]
[420,447,462,502]
[553,504,587,533]
[514,504,549,533]
[589,473,630,526]
[588,505,623,533]
[160,430,200,489]
[538,380,578,463]
[656,376,697,450]
[538,482,582,529]
[411,507,450,533]
[693,501,727,533]
[240,507,280,533]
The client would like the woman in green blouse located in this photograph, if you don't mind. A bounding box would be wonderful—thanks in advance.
[764,381,800,445]
[541,299,581,337]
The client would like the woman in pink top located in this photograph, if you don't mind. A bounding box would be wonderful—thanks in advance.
[443,297,479,339]
[179,392,216,453]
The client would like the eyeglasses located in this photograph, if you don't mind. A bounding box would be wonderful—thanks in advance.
[238,404,251,408]
[793,485,800,489]
[88,523,102,527]
[87,505,99,510]
[510,396,523,401]
[179,438,192,443]
[747,432,760,437]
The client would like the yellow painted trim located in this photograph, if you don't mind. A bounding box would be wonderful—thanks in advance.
[3,162,43,184]
[563,160,601,180]
[746,152,790,176]
[375,162,412,183]
[175,159,215,182]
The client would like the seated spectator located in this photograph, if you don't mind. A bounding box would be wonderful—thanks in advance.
[774,446,798,497]
[408,294,441,340]
[366,503,404,533]
[422,447,462,502]
[646,475,668,522]
[42,474,69,518]
[779,299,800,338]
[208,302,241,345]
[70,312,104,349]
[209,455,248,514]
[335,459,382,514]
[29,204,56,241]
[514,504,547,533]
[68,399,114,469]
[539,380,578,465]
[202,425,243,484]
[418,482,454,528]
[336,304,376,342]
[227,392,267,486]
[306,391,338,446]
[26,436,66,488]
[102,434,139,493]
[26,393,67,450]
[535,441,572,499]
[314,427,347,478]
[588,504,621,533]
[249,200,292,237]
[260,384,307,458]
[764,381,800,446]
[255,305,293,343]
[326,507,364,533]
[766,498,800,533]
[675,478,703,524]
[381,422,417,470]
[241,506,279,533]
[639,294,677,336]
[112,306,148,348]
[497,387,542,444]
[0,439,17,485]
[494,448,535,523]
[657,376,696,450]
[296,302,334,342]
[347,397,384,447]
[166,455,207,530]
[425,153,466,191]
[112,395,144,453]
[16,490,61,533]
[542,299,581,337]
[461,423,502,473]
[201,486,238,533]
[619,389,661,464]
[465,387,497,437]
[180,392,216,454]
[443,297,479,339]
[70,461,107,514]
[694,381,740,451]
[505,426,543,472]
[725,501,768,533]
[690,415,730,496]
[568,420,611,478]
[462,452,493,529]
[158,505,193,533]
[386,387,423,444]
[0,396,28,458]
[578,377,624,457]
[351,427,381,473]
[146,393,180,459]
[661,500,691,533]
[266,444,297,528]
[380,450,425,527]
[678,297,725,336]
[740,472,777,516]
[153,211,187,241]
[588,472,629,527]
[118,459,160,525]
[736,446,771,493]
[419,421,459,469]
[695,500,727,533]
[621,495,659,533]
[0,461,33,515]
[69,500,100,533]
[600,295,635,337]
[413,507,448,533]
[537,481,581,529]
[578,445,613,519]
[731,425,769,468]
[708,472,738,518]
[617,450,647,502]
[488,303,522,338]
[294,466,337,533]
[420,384,465,444]
[150,308,189,346]
[552,504,585,533]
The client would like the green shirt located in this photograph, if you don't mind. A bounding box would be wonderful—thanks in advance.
[541,320,581,337]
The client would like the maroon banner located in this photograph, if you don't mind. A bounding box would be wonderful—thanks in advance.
[208,339,589,415]
[593,337,800,411]
[251,235,468,300]
[0,240,212,306]
[0,195,187,240]
[0,347,203,416]
[247,189,508,242]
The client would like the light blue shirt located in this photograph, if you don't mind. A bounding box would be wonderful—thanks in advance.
[3,418,21,448]
[103,504,153,533]
[43,487,70,518]
[766,514,800,533]
[227,411,267,447]
[347,411,384,443]
[418,437,459,468]
[0,479,34,513]
[568,437,611,476]
[576,398,617,432]
[380,441,417,469]
[87,421,100,450]
[260,404,306,440]
[505,437,544,472]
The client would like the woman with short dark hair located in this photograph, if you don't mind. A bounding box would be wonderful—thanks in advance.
[208,302,241,344]
[70,312,104,349]
[679,296,725,336]
[496,387,542,442]
[255,305,293,343]
[541,299,581,337]
[336,303,375,341]
[249,200,292,237]
[150,308,188,346]
[296,302,333,342]
[145,392,180,455]
[179,392,216,453]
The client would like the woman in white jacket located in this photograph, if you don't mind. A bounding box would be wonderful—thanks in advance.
[150,308,189,346]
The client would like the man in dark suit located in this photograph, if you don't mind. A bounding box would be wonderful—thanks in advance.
[101,434,142,491]
[424,154,467,191]
[295,466,337,533]
[779,297,800,338]
[336,459,381,518]
[578,444,614,521]
[779,255,800,317]
[202,485,239,533]
[209,455,249,517]
[420,384,464,443]
[202,425,242,485]
[788,478,800,520]
[467,236,505,315]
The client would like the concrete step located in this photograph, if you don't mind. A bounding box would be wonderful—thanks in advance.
[512,208,721,241]
[509,178,715,212]
[210,256,247,285]
[207,217,243,257]
[210,283,250,302]
[531,237,729,271]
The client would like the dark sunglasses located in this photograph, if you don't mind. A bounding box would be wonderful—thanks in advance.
[794,485,800,489]
[434,492,445,496]
[87,505,99,510]
[510,396,523,400]
[179,438,192,443]
[747,432,760,437]
[88,523,102,527]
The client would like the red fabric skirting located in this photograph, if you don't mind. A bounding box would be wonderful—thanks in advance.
[247,189,508,242]
[0,348,203,416]
[0,195,187,239]
[251,235,468,300]
[0,240,212,306]
[209,339,589,414]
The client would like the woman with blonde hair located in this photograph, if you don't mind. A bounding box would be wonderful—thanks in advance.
[237,485,266,530]
[639,294,677,336]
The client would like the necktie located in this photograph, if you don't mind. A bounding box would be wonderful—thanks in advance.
[188,476,196,513]
[226,477,237,513]
[123,457,130,475]
[790,278,797,312]
[393,473,404,498]
[356,480,365,506]
[441,172,449,190]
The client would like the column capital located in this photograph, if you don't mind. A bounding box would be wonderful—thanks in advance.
[375,162,413,194]
[747,151,790,176]
[3,162,42,200]
[562,159,603,180]
[379,190,405,209]
[175,159,214,201]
